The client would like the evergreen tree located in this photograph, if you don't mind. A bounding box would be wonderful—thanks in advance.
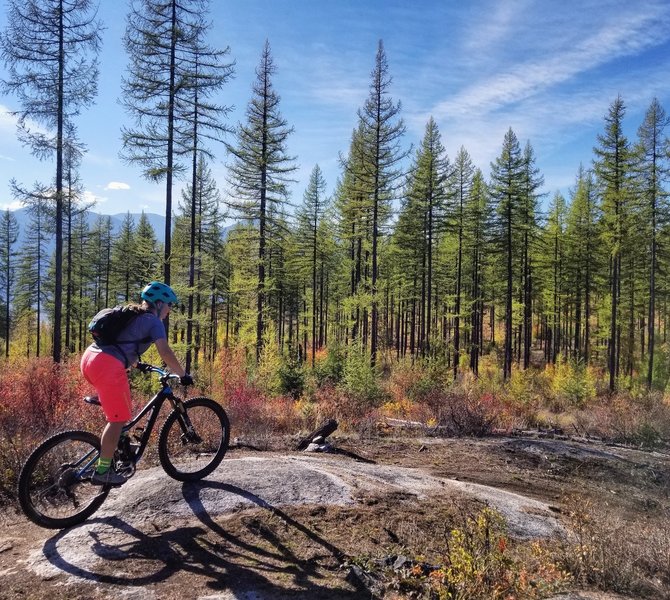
[133,212,161,289]
[564,166,599,363]
[177,158,224,369]
[519,141,543,369]
[0,210,20,357]
[178,14,233,369]
[110,213,136,302]
[296,165,328,367]
[450,146,473,373]
[397,118,449,359]
[121,0,220,289]
[1,0,101,362]
[633,98,670,387]
[542,192,568,364]
[490,128,525,379]
[226,40,297,361]
[356,40,408,365]
[88,215,113,310]
[14,185,53,356]
[335,124,370,347]
[463,169,490,375]
[594,95,631,391]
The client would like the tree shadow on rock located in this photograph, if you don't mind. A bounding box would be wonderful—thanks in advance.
[182,480,372,599]
[41,511,367,599]
[40,487,371,599]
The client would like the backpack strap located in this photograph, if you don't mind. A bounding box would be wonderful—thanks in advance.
[107,307,153,369]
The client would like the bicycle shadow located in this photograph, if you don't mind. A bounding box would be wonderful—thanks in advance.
[40,483,369,598]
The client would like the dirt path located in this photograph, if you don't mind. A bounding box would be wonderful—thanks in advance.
[0,436,667,599]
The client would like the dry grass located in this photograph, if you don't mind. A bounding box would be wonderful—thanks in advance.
[554,496,670,599]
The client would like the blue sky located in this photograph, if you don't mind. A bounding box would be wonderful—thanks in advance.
[1,0,669,217]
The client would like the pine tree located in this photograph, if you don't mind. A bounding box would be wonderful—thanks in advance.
[1,0,101,362]
[14,185,53,356]
[564,166,599,362]
[179,15,233,369]
[296,165,328,367]
[88,215,113,310]
[633,98,670,387]
[226,40,297,361]
[397,118,449,359]
[121,0,220,289]
[177,158,224,369]
[335,124,370,347]
[110,213,136,303]
[463,169,490,375]
[594,95,631,392]
[450,146,473,373]
[519,142,543,368]
[0,210,20,357]
[357,40,408,366]
[490,128,525,379]
[133,213,161,289]
[543,192,568,364]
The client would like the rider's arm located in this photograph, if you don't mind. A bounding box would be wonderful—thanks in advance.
[154,337,186,377]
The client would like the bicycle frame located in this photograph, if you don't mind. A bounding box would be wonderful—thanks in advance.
[86,365,190,470]
[119,383,179,464]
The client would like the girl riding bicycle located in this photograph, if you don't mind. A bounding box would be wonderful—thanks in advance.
[80,281,193,486]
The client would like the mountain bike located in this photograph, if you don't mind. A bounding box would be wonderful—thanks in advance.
[17,362,230,529]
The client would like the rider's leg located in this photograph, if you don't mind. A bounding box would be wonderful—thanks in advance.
[81,348,132,484]
[98,421,125,465]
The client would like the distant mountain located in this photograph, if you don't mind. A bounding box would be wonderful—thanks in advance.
[9,207,167,248]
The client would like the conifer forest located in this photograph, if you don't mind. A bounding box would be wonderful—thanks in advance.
[1,0,670,400]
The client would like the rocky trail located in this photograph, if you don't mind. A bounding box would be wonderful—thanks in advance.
[0,435,668,599]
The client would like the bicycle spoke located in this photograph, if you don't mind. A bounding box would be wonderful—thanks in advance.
[19,431,110,528]
[158,397,229,481]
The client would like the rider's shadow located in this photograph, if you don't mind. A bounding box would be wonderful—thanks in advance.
[41,484,369,598]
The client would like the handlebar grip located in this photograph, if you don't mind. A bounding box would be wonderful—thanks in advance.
[136,362,152,373]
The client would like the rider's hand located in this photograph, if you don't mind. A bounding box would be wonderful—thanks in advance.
[180,374,194,386]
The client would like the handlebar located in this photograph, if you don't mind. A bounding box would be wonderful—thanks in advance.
[135,362,183,386]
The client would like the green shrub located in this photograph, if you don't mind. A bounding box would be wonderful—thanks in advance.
[278,354,305,399]
[340,347,383,404]
[551,360,596,408]
[315,343,345,385]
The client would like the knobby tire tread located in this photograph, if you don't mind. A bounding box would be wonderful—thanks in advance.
[17,430,110,529]
[157,397,230,482]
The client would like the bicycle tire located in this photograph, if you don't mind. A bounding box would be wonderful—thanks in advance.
[17,430,110,529]
[158,397,230,482]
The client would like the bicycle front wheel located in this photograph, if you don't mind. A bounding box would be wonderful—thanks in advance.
[158,397,230,482]
[17,430,110,529]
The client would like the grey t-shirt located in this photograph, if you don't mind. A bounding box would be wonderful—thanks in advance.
[92,312,166,367]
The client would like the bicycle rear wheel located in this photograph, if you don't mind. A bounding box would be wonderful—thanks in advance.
[17,430,110,529]
[158,397,230,482]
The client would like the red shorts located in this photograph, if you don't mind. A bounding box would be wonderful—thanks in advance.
[80,348,132,422]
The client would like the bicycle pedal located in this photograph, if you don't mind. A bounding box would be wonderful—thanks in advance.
[84,395,101,406]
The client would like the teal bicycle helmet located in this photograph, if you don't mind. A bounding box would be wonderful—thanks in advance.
[141,281,178,305]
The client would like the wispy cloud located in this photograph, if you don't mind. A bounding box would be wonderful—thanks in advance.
[463,0,530,54]
[0,104,17,132]
[104,181,130,191]
[0,155,15,162]
[0,200,23,211]
[83,190,106,206]
[431,9,670,121]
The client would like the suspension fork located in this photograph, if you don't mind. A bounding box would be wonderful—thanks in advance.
[168,396,202,443]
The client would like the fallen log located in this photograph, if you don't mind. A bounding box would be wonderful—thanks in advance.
[296,418,338,450]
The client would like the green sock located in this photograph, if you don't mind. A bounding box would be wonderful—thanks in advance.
[96,457,112,474]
